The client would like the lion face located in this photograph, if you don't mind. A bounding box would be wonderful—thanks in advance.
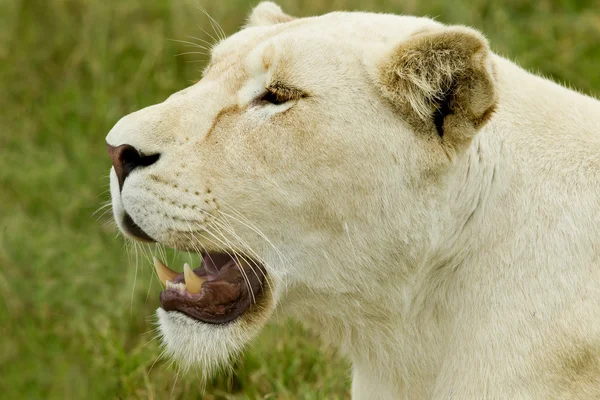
[106,2,496,373]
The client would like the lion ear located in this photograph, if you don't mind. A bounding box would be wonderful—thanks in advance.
[377,27,497,155]
[246,2,295,27]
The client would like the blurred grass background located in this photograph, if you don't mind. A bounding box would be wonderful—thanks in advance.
[1,0,599,398]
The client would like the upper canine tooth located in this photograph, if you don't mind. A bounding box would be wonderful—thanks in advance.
[153,257,179,287]
[183,263,206,294]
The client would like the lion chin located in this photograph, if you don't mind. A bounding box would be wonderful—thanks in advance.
[151,254,275,375]
[156,284,274,376]
[105,1,600,398]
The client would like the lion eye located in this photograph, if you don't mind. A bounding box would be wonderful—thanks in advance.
[261,88,290,105]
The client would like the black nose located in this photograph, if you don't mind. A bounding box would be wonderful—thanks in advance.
[106,143,160,190]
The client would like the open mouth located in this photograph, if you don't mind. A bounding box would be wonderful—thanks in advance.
[154,253,266,324]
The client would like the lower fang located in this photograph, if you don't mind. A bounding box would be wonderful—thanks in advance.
[183,263,206,294]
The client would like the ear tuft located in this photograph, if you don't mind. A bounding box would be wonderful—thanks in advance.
[378,27,497,154]
[247,2,295,27]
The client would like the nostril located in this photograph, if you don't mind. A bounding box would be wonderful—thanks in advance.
[120,145,140,177]
[120,146,160,175]
[138,152,160,167]
[107,143,160,191]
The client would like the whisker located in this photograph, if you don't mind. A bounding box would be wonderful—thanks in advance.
[157,243,168,268]
[209,217,268,276]
[140,333,159,349]
[199,7,226,41]
[148,347,169,375]
[204,221,258,304]
[131,240,140,313]
[174,51,210,57]
[208,217,278,300]
[130,185,284,308]
[217,199,289,263]
[182,43,210,51]
[93,207,114,222]
[194,227,256,304]
[216,202,292,282]
[154,189,224,290]
[197,25,218,46]
[145,243,157,302]
[96,187,112,197]
[91,201,113,218]
[102,218,117,229]
[185,35,215,48]
[167,38,211,50]
[210,216,280,309]
[148,189,256,302]
[140,326,161,337]
[170,369,180,398]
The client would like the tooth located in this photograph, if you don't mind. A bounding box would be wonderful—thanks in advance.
[153,257,179,287]
[184,263,206,294]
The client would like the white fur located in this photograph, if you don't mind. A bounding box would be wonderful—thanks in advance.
[107,3,600,398]
[156,304,270,379]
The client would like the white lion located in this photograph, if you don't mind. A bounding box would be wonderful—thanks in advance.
[106,2,600,398]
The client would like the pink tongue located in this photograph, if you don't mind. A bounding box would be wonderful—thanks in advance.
[203,253,234,275]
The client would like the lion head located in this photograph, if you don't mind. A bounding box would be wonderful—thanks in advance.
[106,2,496,376]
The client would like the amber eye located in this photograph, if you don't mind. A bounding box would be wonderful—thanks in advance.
[261,89,289,105]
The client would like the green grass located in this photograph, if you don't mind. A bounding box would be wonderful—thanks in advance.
[1,0,599,398]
